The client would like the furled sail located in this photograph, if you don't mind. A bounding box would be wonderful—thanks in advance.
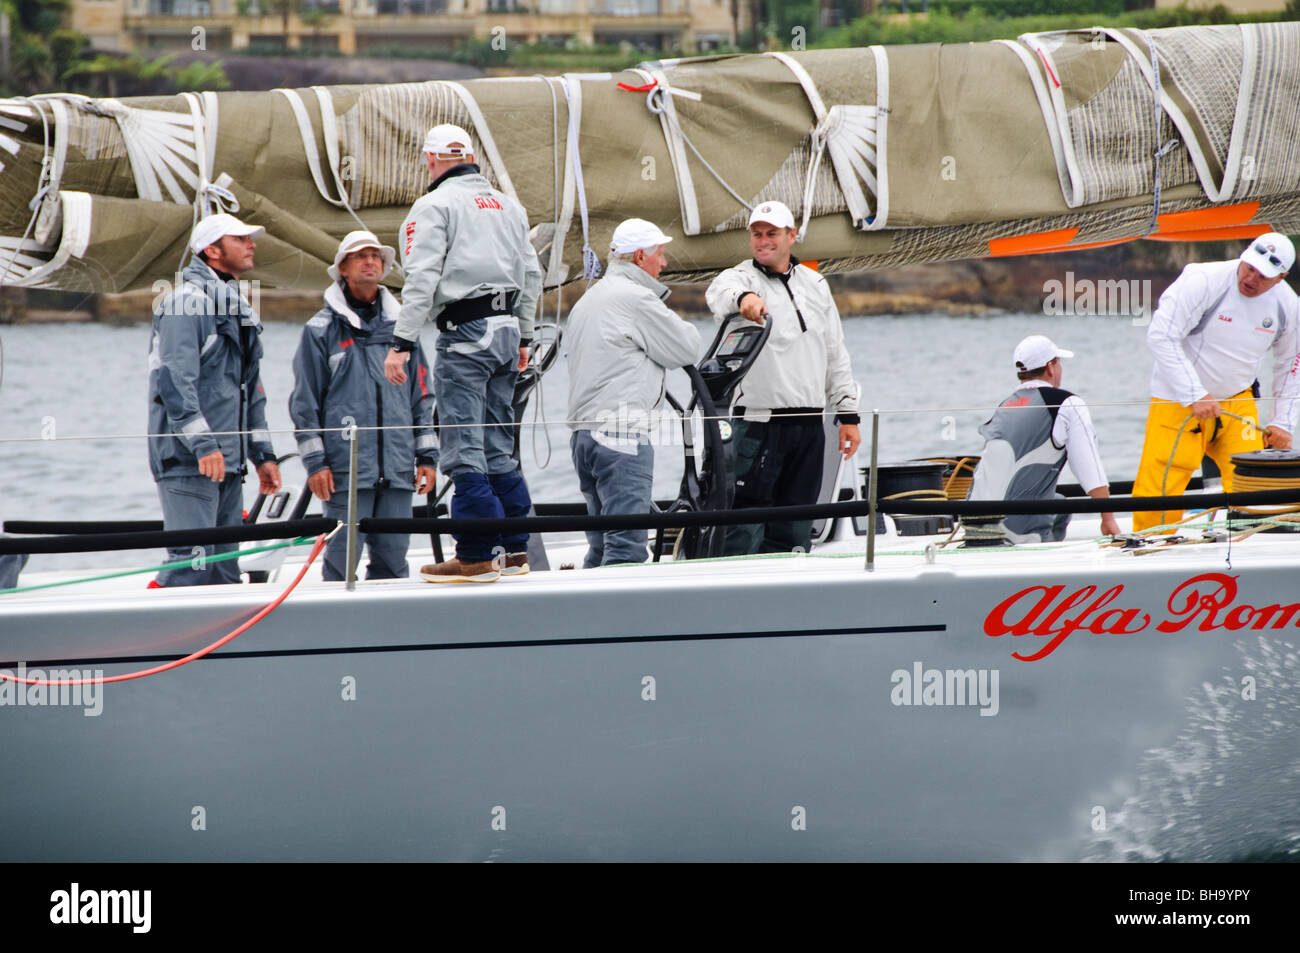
[1,22,1298,293]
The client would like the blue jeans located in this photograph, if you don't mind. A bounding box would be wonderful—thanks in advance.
[434,320,520,476]
[571,430,655,567]
[436,321,531,561]
[322,485,413,581]
[155,474,244,586]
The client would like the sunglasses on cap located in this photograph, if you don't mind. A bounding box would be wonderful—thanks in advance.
[1253,243,1285,269]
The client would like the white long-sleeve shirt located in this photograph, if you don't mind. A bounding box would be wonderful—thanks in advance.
[1147,260,1300,431]
[704,259,859,420]
[1016,379,1109,492]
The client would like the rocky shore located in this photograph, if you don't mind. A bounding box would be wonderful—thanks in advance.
[1,241,1280,325]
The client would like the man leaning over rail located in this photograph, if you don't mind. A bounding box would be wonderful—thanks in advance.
[383,124,543,583]
[1132,233,1300,532]
[290,231,437,582]
[147,214,282,587]
[566,219,701,567]
[969,335,1121,543]
[704,201,861,555]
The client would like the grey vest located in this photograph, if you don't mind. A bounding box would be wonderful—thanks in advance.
[972,385,1073,541]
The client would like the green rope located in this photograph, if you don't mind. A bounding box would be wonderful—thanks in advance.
[0,537,317,596]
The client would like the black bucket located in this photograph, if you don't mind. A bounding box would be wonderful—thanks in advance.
[861,463,950,535]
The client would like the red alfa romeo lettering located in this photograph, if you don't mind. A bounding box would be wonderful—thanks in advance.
[985,571,1300,660]
[984,584,1149,662]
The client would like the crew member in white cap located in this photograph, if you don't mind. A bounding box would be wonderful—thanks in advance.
[146,213,281,586]
[704,200,861,555]
[290,230,437,581]
[1132,232,1300,532]
[566,218,700,566]
[969,335,1120,542]
[382,123,542,582]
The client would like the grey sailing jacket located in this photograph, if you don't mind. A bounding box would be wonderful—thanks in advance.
[566,259,701,437]
[393,164,542,344]
[290,282,436,490]
[147,258,275,481]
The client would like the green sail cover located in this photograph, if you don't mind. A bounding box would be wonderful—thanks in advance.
[1,23,1297,293]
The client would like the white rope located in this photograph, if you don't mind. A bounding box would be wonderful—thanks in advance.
[273,87,370,234]
[560,75,600,282]
[1143,33,1181,237]
[0,97,53,284]
[643,82,754,218]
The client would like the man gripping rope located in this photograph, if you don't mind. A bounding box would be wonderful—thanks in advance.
[1132,233,1300,532]
[383,124,542,583]
[704,201,861,555]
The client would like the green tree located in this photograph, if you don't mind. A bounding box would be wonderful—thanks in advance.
[266,0,302,49]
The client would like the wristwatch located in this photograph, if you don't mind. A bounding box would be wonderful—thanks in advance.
[389,336,416,353]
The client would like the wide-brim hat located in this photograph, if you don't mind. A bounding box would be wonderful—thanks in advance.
[328,230,396,282]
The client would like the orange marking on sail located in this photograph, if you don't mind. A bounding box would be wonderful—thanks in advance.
[987,229,1080,257]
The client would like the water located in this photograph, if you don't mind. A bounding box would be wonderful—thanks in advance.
[0,310,1280,571]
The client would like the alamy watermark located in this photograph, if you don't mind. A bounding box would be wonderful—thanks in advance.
[151,275,262,316]
[50,883,150,933]
[890,661,999,716]
[1042,272,1152,326]
[0,663,104,716]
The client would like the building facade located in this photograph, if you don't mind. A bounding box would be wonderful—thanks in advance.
[72,0,743,55]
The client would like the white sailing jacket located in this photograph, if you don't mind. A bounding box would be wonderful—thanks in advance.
[566,259,701,444]
[1147,259,1300,431]
[705,259,860,421]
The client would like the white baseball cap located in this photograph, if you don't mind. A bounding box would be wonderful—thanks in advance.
[747,200,795,231]
[1240,232,1295,279]
[1014,334,1074,371]
[328,230,395,282]
[422,123,475,159]
[610,218,673,256]
[189,213,264,254]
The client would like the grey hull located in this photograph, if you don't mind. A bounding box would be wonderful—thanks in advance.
[1,551,1295,862]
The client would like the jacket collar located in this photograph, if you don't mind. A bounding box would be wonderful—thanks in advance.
[324,280,401,331]
[428,162,481,192]
[752,257,796,280]
[607,257,671,301]
[183,257,260,327]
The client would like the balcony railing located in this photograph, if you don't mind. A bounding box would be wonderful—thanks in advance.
[374,0,450,13]
[144,0,213,15]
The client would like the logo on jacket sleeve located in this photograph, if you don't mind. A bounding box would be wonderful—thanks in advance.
[404,221,416,256]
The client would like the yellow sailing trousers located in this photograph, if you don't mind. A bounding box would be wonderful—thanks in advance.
[1132,389,1263,532]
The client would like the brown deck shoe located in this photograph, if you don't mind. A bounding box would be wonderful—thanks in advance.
[419,558,500,583]
[500,552,530,576]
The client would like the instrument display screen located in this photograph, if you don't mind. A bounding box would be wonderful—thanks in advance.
[717,330,755,358]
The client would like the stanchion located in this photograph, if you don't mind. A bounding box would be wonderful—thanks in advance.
[865,409,879,572]
[345,423,359,591]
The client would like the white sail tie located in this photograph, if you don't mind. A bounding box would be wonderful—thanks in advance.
[1144,33,1181,237]
[273,87,372,235]
[561,75,600,281]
